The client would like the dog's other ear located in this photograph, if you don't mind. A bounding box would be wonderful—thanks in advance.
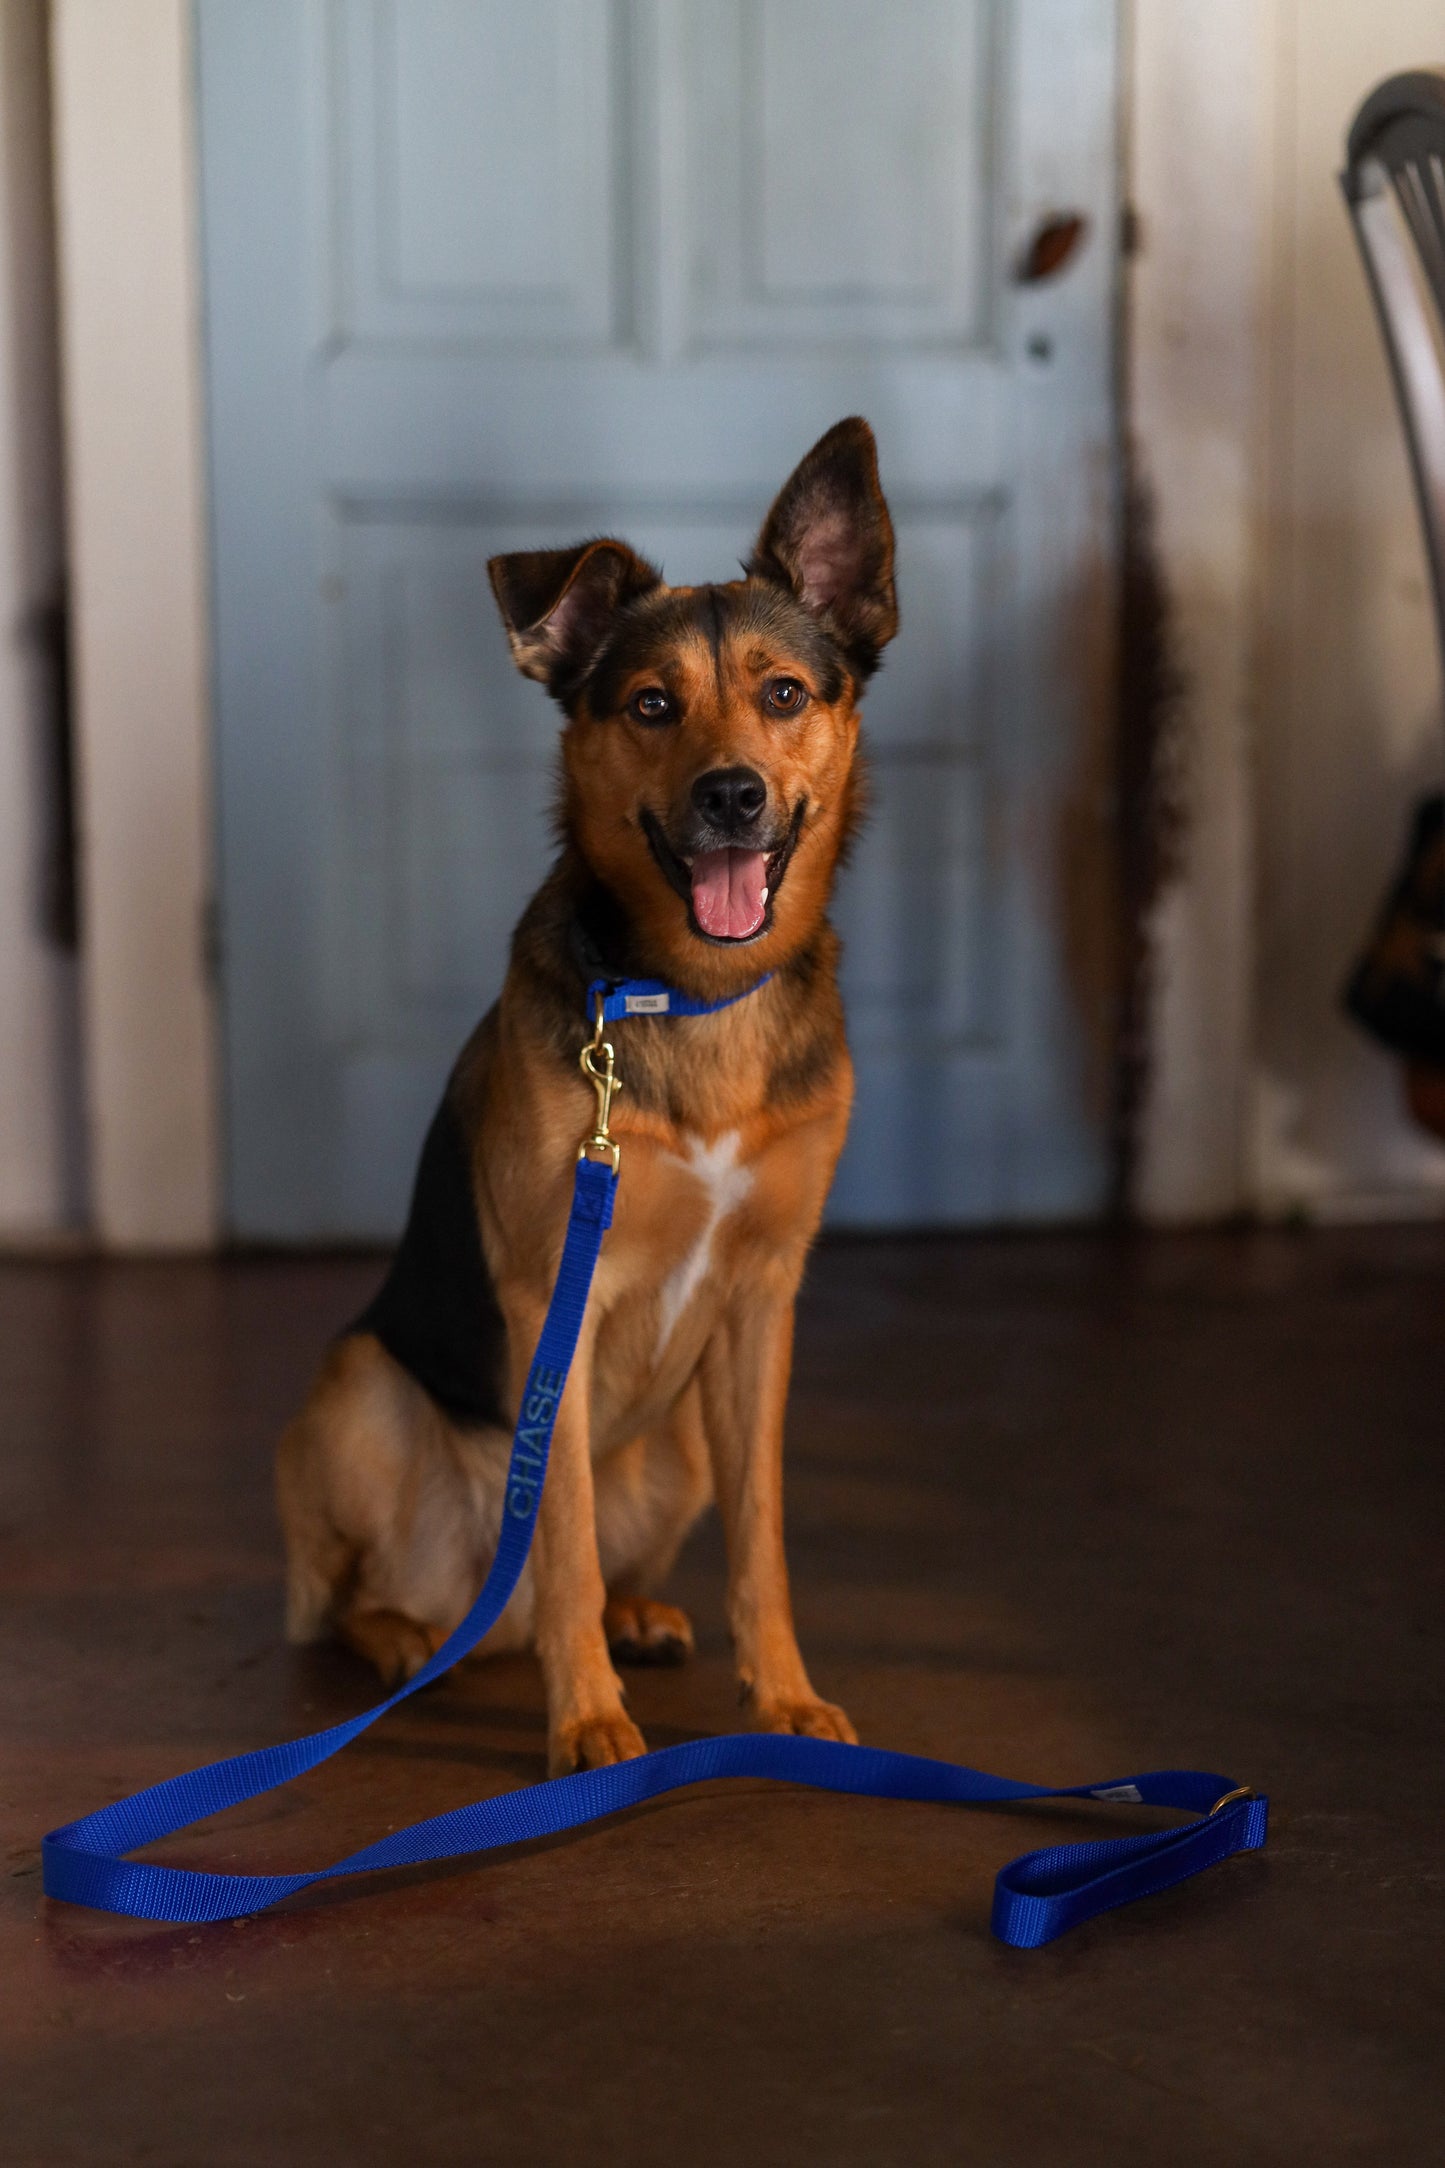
[488,539,661,694]
[748,417,898,679]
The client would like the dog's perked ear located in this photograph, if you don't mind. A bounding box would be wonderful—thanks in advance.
[488,539,661,697]
[748,417,899,680]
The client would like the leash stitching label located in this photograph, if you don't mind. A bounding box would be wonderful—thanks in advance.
[625,992,670,1013]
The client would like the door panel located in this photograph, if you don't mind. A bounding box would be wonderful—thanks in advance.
[683,0,989,347]
[197,0,1119,1236]
[338,0,622,347]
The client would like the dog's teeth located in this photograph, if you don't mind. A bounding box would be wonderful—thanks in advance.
[760,887,769,905]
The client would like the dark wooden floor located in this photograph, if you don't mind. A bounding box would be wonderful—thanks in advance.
[2,1226,1443,2166]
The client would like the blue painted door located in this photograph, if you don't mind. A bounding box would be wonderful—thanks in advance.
[197,0,1119,1237]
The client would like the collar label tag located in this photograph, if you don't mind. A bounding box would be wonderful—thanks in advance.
[625,992,670,1014]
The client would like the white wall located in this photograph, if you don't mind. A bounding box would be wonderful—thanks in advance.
[0,0,82,1237]
[1135,0,1445,1220]
[1129,0,1271,1218]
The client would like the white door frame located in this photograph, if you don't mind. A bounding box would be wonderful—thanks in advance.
[50,0,1263,1246]
[50,0,218,1248]
[1127,0,1267,1221]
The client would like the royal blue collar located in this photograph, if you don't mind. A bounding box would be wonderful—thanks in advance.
[586,974,772,1024]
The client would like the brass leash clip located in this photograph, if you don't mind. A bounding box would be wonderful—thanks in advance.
[578,993,623,1171]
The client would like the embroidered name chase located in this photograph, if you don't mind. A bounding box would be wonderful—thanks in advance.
[506,1362,566,1518]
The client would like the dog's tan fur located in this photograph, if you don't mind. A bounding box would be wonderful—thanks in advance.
[277,419,897,1776]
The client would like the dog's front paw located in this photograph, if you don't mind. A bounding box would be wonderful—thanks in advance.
[548,1706,648,1778]
[753,1694,858,1745]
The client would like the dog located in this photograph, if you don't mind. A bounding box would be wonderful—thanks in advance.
[276,417,898,1776]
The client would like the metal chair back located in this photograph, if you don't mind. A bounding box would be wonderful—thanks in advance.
[1343,69,1445,677]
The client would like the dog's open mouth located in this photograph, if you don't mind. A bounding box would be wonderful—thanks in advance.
[688,848,769,939]
[642,805,805,944]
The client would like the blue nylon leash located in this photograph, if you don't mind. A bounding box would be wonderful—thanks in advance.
[42,976,1267,1944]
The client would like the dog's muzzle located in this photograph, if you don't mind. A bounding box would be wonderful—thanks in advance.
[642,797,806,944]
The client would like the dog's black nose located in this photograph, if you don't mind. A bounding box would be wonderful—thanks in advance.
[691,766,767,832]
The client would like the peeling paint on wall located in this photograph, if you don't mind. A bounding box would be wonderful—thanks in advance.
[1109,453,1185,1218]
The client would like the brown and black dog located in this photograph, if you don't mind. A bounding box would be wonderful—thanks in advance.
[277,417,898,1776]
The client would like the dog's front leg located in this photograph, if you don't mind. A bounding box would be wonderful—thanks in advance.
[506,1303,646,1777]
[699,1280,856,1744]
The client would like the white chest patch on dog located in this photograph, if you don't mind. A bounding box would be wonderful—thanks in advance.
[653,1131,753,1360]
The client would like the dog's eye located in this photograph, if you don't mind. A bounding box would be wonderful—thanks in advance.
[627,686,674,725]
[764,677,808,716]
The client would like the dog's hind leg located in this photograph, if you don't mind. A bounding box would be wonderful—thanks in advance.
[276,1386,359,1648]
[276,1334,522,1688]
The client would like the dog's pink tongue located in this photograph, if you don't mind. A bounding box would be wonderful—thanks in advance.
[690,848,768,939]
